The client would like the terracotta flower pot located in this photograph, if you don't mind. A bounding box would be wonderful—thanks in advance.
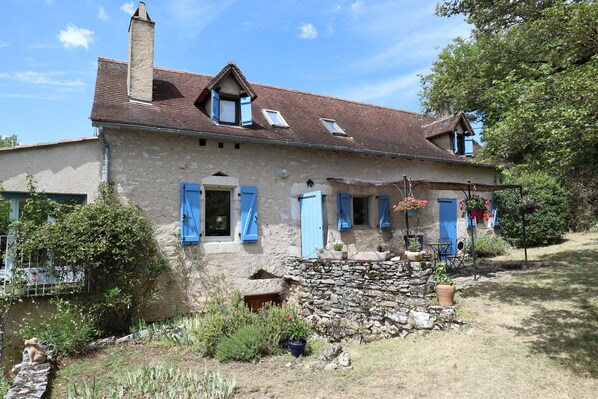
[436,283,456,306]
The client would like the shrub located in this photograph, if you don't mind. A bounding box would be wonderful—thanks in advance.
[465,234,510,257]
[216,324,265,362]
[495,172,568,247]
[20,298,96,356]
[191,293,257,356]
[0,375,11,398]
[15,182,169,331]
[257,303,293,354]
[68,366,236,399]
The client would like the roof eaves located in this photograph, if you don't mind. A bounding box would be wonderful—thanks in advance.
[93,121,497,169]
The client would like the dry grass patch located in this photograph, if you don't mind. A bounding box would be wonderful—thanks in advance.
[51,233,598,398]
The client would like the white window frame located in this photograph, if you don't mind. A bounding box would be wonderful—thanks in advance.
[203,187,234,242]
[320,118,347,136]
[262,109,289,128]
[219,99,237,124]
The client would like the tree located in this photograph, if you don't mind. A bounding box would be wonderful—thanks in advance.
[0,135,18,148]
[421,1,598,230]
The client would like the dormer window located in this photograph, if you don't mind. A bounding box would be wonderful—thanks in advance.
[211,90,252,126]
[453,131,474,157]
[320,118,346,136]
[262,109,288,128]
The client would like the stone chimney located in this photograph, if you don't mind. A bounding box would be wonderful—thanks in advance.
[127,2,154,103]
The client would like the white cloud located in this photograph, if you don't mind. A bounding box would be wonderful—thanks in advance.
[98,6,109,21]
[57,24,95,50]
[45,0,55,5]
[0,71,85,89]
[350,1,364,13]
[168,0,238,39]
[120,2,135,15]
[298,23,318,40]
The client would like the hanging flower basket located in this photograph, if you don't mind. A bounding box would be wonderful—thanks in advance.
[394,197,428,214]
[459,186,493,220]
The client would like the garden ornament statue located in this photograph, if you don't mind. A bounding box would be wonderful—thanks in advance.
[25,337,47,365]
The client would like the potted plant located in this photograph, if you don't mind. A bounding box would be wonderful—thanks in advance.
[432,262,456,306]
[286,308,311,357]
[404,238,425,261]
[319,241,348,260]
[393,197,428,216]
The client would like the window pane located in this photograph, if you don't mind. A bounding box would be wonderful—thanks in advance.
[353,197,369,226]
[220,100,236,123]
[205,190,231,236]
[266,110,284,125]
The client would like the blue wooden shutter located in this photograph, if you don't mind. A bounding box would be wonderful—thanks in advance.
[378,195,390,230]
[492,199,500,228]
[464,136,474,157]
[210,90,220,122]
[240,186,258,242]
[240,96,252,126]
[180,183,200,244]
[453,131,459,153]
[337,193,352,230]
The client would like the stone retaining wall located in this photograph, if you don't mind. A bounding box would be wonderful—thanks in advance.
[285,258,456,341]
[5,344,52,399]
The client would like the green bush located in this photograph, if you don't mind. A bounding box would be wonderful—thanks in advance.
[216,324,265,362]
[465,234,510,257]
[0,375,12,398]
[495,172,569,247]
[257,303,293,354]
[15,182,168,331]
[20,298,96,356]
[191,293,257,356]
[68,366,236,399]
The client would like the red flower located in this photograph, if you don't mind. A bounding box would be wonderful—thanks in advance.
[461,213,465,218]
[286,314,291,321]
[485,200,491,206]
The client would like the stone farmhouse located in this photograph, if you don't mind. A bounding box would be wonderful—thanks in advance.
[0,3,498,318]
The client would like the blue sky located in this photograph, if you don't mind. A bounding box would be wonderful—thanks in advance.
[0,0,470,145]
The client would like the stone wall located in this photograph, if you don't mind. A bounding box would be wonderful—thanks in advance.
[5,343,52,399]
[285,258,456,341]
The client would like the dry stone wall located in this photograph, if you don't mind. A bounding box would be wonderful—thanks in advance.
[285,258,456,341]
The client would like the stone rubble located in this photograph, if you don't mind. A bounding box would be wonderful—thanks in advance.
[5,344,53,399]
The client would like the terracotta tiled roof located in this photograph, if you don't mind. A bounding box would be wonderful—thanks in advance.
[195,62,257,105]
[90,58,480,164]
[0,137,98,153]
[422,112,475,139]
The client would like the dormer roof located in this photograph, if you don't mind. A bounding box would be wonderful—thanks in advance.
[422,111,475,139]
[194,62,257,106]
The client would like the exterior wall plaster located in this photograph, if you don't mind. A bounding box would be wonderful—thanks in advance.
[0,140,102,202]
[104,129,497,319]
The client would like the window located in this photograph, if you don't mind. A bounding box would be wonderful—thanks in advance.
[205,189,232,237]
[453,131,474,157]
[320,118,346,136]
[219,99,237,124]
[262,109,289,128]
[353,197,369,226]
[210,90,253,126]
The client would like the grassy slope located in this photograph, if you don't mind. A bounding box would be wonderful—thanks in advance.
[51,233,598,398]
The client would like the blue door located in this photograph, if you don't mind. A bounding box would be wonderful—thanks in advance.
[438,198,457,256]
[300,191,324,258]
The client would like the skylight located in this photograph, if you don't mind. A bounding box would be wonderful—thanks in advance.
[320,118,346,136]
[262,109,289,128]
